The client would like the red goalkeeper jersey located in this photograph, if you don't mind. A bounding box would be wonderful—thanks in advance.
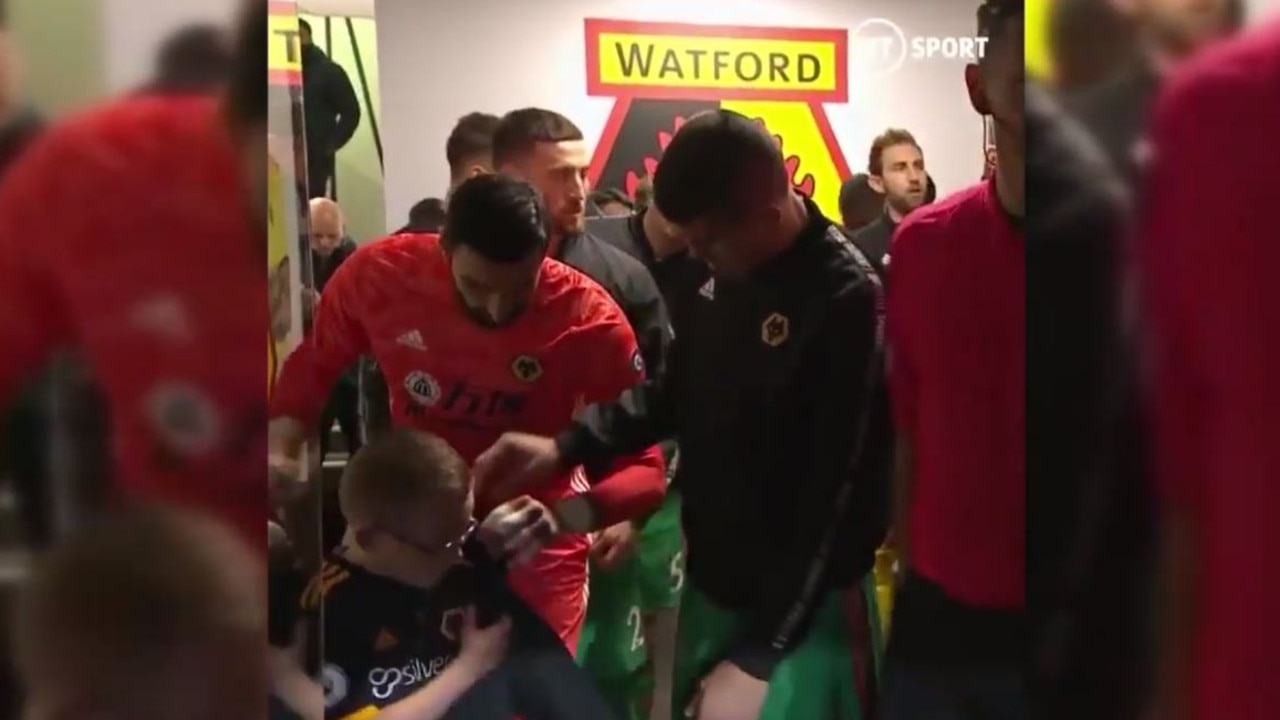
[270,232,665,648]
[0,96,267,548]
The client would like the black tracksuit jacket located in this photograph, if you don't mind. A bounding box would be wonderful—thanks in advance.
[561,198,892,679]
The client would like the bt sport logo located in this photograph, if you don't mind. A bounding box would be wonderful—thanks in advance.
[850,18,989,77]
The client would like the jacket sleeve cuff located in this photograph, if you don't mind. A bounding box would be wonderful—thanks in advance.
[554,424,590,468]
[725,640,787,682]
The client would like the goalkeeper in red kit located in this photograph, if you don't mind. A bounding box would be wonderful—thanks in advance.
[269,173,667,650]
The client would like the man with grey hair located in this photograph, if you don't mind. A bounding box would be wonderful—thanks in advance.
[308,197,361,463]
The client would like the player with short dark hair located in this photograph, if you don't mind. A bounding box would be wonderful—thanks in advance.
[270,173,667,652]
[491,107,585,170]
[881,1,1025,717]
[837,173,883,233]
[15,504,265,720]
[361,110,671,485]
[492,106,670,378]
[477,107,890,720]
[440,173,550,269]
[647,112,785,238]
[445,111,501,197]
[398,196,447,234]
[0,0,268,547]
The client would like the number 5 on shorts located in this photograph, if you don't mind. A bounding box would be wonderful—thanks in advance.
[669,550,685,595]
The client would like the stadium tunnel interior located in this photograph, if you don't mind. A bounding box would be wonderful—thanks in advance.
[0,0,1277,718]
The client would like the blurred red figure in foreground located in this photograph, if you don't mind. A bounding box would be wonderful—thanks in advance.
[1140,18,1280,720]
[0,2,267,548]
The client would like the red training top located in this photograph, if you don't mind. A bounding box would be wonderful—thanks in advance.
[270,232,666,648]
[1141,20,1280,720]
[0,96,268,549]
[886,178,1025,609]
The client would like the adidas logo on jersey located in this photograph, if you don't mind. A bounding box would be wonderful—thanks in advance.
[396,330,426,350]
[699,278,715,300]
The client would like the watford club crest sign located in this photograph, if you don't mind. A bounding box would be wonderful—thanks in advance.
[584,19,853,220]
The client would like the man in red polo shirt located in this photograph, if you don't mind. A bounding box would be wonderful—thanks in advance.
[1141,19,1280,720]
[882,2,1024,717]
[0,1,267,548]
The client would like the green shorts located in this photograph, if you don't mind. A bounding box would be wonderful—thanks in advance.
[579,551,649,677]
[637,489,684,610]
[672,576,883,720]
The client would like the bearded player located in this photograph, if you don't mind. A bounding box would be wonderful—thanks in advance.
[269,173,666,651]
[0,1,267,546]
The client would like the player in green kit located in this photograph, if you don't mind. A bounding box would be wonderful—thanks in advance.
[579,530,653,720]
[634,445,684,720]
[580,445,685,720]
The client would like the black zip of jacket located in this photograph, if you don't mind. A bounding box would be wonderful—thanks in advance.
[559,198,892,680]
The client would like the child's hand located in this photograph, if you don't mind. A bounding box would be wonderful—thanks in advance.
[457,605,512,676]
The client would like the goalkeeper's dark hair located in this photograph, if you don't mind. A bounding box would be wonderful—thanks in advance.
[652,109,788,225]
[442,174,551,264]
[226,0,266,131]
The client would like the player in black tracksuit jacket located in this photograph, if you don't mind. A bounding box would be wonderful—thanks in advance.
[563,193,891,675]
[507,110,886,689]
[477,111,891,717]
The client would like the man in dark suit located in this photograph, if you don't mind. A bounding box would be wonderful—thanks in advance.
[299,19,361,198]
